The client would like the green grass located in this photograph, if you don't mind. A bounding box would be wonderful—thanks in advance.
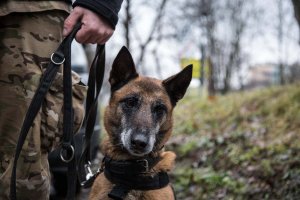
[169,83,300,199]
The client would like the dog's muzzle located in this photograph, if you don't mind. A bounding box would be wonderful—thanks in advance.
[131,134,148,151]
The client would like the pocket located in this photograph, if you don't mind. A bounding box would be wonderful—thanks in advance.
[41,70,87,151]
[0,153,50,200]
[41,71,64,151]
[71,71,88,134]
[0,154,13,199]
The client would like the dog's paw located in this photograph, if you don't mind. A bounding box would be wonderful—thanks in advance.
[154,151,176,172]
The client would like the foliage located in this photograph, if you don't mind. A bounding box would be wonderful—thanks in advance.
[169,83,300,199]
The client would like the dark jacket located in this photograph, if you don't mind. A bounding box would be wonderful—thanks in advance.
[73,0,123,29]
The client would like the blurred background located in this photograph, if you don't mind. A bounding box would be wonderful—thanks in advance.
[105,0,300,94]
[69,0,300,199]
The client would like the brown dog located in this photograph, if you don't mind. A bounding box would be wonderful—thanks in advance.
[89,47,192,200]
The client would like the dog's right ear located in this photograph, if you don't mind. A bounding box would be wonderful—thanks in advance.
[109,46,138,92]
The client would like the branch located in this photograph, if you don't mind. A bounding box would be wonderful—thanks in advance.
[136,0,169,69]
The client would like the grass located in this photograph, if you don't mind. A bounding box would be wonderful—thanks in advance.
[169,83,300,200]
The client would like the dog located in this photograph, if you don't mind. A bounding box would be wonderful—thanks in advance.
[89,46,192,200]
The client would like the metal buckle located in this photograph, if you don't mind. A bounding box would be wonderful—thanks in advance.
[137,159,149,172]
[84,162,94,180]
[80,162,101,188]
[51,52,65,65]
[60,144,74,163]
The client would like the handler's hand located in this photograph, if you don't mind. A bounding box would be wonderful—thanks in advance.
[63,6,114,44]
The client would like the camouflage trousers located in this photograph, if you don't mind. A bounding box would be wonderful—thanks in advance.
[0,11,86,199]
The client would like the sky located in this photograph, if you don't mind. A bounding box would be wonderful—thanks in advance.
[105,0,300,85]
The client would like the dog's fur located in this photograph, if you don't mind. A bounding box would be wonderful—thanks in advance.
[89,47,192,200]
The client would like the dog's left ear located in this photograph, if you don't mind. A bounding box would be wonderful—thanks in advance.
[163,65,193,105]
[109,46,139,92]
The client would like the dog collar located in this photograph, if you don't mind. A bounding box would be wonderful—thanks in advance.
[102,156,170,200]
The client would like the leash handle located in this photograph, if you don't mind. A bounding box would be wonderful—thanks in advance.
[9,22,82,200]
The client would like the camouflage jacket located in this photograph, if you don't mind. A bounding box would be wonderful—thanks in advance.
[0,0,123,29]
[0,0,72,17]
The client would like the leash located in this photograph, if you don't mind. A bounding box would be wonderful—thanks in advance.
[77,44,105,188]
[9,22,105,199]
[71,28,106,191]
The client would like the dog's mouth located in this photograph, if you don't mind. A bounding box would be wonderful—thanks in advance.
[127,148,150,157]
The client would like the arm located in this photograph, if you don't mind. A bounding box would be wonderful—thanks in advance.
[63,0,123,44]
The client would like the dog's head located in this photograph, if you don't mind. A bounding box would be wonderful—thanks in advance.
[104,47,192,157]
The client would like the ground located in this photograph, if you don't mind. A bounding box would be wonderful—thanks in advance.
[76,83,300,199]
[168,83,300,200]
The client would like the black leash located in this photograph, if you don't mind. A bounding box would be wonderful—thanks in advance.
[9,22,105,199]
[77,44,105,188]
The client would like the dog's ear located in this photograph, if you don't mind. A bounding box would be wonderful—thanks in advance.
[163,65,193,105]
[109,46,138,92]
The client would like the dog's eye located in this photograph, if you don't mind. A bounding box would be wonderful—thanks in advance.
[153,104,167,117]
[123,97,139,108]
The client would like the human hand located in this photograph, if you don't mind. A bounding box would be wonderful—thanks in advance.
[63,6,114,44]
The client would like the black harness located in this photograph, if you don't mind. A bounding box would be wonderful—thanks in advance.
[102,156,170,200]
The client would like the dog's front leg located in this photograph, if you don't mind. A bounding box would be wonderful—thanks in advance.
[89,173,114,200]
[154,151,176,172]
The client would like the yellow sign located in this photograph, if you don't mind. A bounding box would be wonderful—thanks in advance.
[180,58,209,78]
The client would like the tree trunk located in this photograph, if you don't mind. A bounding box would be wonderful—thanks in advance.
[291,0,300,43]
[123,0,132,50]
[207,57,215,98]
[136,0,168,70]
[278,0,284,85]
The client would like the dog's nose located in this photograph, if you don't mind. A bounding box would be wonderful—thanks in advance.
[131,135,147,150]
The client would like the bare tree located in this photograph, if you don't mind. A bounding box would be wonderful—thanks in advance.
[135,0,168,70]
[120,0,170,74]
[291,0,300,42]
[185,0,218,96]
[122,0,132,50]
[222,0,247,93]
[277,0,285,85]
[183,0,264,94]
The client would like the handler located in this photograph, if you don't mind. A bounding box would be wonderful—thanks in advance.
[0,0,123,199]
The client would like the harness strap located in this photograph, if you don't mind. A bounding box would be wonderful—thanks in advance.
[108,185,130,200]
[105,169,170,191]
[106,171,170,200]
[104,156,160,174]
[102,156,170,200]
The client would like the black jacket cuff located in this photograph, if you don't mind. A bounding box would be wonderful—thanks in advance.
[73,0,123,29]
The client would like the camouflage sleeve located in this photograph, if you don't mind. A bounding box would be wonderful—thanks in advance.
[0,0,71,16]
